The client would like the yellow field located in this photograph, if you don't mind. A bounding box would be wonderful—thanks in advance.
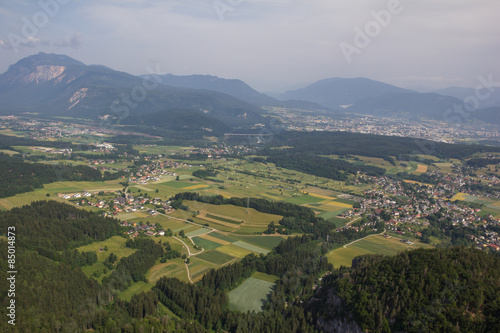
[323,200,353,208]
[217,244,253,258]
[451,192,467,201]
[199,233,231,245]
[182,184,210,190]
[415,164,428,173]
[404,180,433,187]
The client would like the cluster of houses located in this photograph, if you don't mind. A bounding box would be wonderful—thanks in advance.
[338,172,500,251]
[127,159,190,184]
[119,221,166,238]
[61,192,92,200]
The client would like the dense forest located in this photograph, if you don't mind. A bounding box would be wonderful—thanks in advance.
[0,154,126,198]
[310,247,500,332]
[260,131,500,159]
[267,153,386,180]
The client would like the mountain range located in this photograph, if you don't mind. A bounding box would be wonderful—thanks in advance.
[0,52,265,128]
[0,52,497,127]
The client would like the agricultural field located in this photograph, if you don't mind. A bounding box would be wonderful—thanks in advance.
[184,201,282,234]
[232,235,285,250]
[196,250,236,265]
[228,272,277,313]
[326,234,434,268]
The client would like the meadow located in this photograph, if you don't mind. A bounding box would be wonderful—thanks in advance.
[327,234,434,268]
[228,273,277,313]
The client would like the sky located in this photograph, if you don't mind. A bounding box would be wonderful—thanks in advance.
[0,0,499,93]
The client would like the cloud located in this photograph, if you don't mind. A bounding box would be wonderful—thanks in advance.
[52,33,83,49]
[0,33,83,51]
[0,36,40,50]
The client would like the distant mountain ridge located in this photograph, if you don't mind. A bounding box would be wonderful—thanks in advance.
[152,74,276,106]
[280,77,415,109]
[151,73,332,111]
[0,52,265,128]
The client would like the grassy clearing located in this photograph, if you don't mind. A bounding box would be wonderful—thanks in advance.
[77,236,136,261]
[196,250,236,265]
[251,271,279,283]
[147,262,185,283]
[233,236,284,250]
[0,149,20,155]
[228,277,275,313]
[118,282,153,301]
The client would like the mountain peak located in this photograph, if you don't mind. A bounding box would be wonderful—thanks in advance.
[0,53,86,86]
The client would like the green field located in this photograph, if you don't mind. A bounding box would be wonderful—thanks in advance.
[233,236,284,250]
[232,241,269,254]
[228,276,276,313]
[118,281,153,301]
[284,195,324,205]
[206,213,243,224]
[192,236,223,250]
[209,232,237,243]
[0,179,123,210]
[147,261,186,283]
[196,250,236,265]
[326,234,433,268]
[77,236,136,261]
[217,244,253,258]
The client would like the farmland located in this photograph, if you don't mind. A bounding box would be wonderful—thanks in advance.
[228,272,278,313]
[326,234,434,268]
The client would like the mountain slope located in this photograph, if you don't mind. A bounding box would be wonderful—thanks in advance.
[434,86,500,109]
[280,77,415,109]
[152,73,332,111]
[347,92,463,119]
[152,74,276,106]
[121,109,232,135]
[0,52,264,127]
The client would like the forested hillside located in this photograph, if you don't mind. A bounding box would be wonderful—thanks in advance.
[310,247,500,332]
[263,131,500,159]
[0,154,125,198]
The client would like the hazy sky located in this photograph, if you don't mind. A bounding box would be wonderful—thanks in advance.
[0,0,498,92]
